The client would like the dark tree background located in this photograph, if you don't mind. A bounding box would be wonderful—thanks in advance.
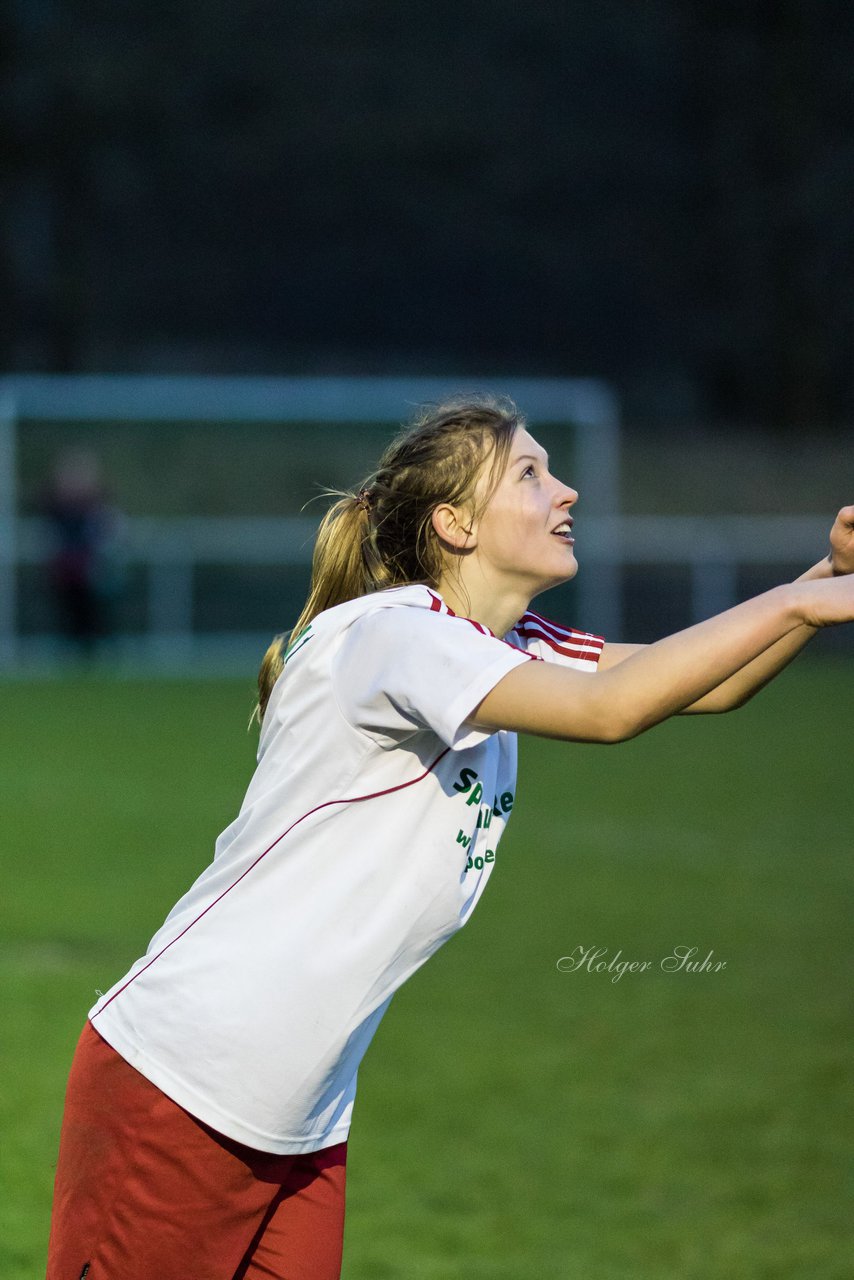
[3,0,853,427]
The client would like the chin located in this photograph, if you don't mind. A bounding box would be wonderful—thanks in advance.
[528,561,578,597]
[551,553,579,586]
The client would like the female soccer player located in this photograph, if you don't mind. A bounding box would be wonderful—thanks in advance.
[47,398,854,1280]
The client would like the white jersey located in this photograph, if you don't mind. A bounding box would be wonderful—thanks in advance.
[90,585,603,1154]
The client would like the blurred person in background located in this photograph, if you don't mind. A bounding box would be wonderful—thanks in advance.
[42,450,125,657]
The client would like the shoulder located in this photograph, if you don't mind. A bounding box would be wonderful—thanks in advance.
[301,586,434,648]
[331,587,532,750]
[320,584,438,627]
[331,585,539,677]
[350,587,538,661]
[329,584,489,638]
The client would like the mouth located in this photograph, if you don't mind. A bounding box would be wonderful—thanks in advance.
[551,518,575,545]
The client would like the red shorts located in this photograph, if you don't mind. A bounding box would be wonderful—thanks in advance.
[47,1021,348,1280]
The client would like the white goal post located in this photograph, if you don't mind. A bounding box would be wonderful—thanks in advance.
[0,374,622,669]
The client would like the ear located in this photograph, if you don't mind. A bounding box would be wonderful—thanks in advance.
[431,502,477,550]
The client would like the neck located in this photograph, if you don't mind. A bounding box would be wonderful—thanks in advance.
[433,572,532,638]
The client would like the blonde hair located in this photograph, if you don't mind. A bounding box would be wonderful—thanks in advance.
[254,396,523,723]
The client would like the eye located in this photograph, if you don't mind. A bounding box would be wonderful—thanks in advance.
[521,464,536,478]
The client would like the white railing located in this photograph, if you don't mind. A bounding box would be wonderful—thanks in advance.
[9,511,833,670]
[0,375,840,670]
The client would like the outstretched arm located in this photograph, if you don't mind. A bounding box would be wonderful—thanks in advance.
[472,570,854,744]
[599,505,854,714]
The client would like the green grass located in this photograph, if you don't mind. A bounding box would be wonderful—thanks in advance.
[1,665,851,1278]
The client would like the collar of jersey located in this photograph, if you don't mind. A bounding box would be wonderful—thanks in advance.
[423,586,499,638]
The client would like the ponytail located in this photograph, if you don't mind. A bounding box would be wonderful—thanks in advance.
[254,493,372,724]
[254,633,287,723]
[292,493,374,634]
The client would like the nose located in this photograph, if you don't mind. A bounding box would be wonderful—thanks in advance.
[555,479,578,508]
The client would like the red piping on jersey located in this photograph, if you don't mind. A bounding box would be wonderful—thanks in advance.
[427,589,494,635]
[426,588,541,659]
[429,588,603,655]
[520,610,604,649]
[92,745,452,1018]
[512,625,602,664]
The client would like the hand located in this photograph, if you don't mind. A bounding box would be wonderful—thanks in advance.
[828,505,854,575]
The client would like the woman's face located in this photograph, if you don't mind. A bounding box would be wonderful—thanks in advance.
[467,428,579,597]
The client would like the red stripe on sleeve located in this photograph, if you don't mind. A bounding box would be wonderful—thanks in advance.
[521,610,604,649]
[513,625,603,664]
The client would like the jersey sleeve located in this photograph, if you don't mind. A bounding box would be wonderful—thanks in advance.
[333,605,535,750]
[506,610,605,671]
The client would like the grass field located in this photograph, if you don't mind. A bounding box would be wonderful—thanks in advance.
[1,663,851,1278]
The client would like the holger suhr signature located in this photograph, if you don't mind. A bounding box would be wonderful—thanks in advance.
[556,945,727,983]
